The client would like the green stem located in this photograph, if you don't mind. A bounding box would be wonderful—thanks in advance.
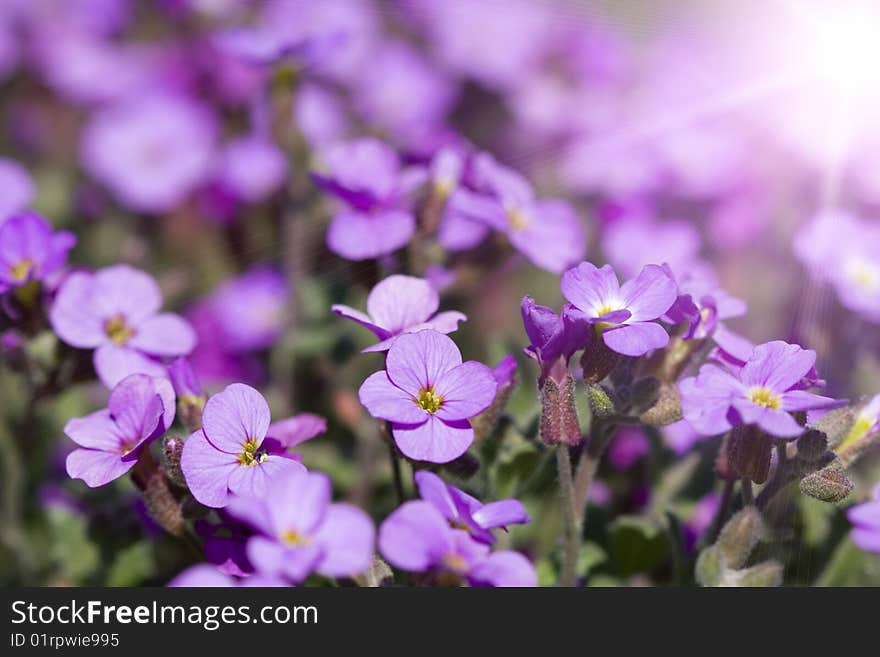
[556,444,581,587]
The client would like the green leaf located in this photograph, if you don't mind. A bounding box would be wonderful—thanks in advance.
[578,541,607,579]
[609,515,669,576]
[46,506,99,584]
[105,542,155,587]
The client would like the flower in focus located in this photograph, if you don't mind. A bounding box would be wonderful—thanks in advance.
[848,484,880,554]
[180,383,306,508]
[81,93,216,213]
[359,330,496,463]
[332,274,465,352]
[521,296,585,383]
[414,471,529,544]
[379,500,536,587]
[64,374,175,487]
[50,264,196,387]
[561,261,677,356]
[312,138,424,260]
[0,212,75,294]
[226,468,374,583]
[0,158,34,221]
[680,341,842,438]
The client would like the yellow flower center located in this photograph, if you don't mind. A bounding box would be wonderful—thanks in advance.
[442,554,468,573]
[749,387,781,410]
[104,314,136,345]
[9,259,33,282]
[237,438,266,467]
[416,387,443,414]
[280,530,312,547]
[507,208,530,232]
[847,259,879,291]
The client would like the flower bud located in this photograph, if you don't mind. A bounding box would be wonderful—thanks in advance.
[656,336,706,383]
[795,429,829,463]
[580,335,619,384]
[695,545,724,587]
[639,383,683,426]
[586,383,616,424]
[716,506,765,570]
[812,407,855,448]
[539,374,581,446]
[723,561,783,587]
[727,424,773,484]
[163,435,186,488]
[799,462,853,503]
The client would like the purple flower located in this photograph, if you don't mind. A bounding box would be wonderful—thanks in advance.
[358,330,496,463]
[50,264,196,388]
[225,468,374,583]
[679,341,842,438]
[0,213,75,293]
[455,153,586,273]
[848,484,880,554]
[168,564,286,588]
[294,83,349,148]
[663,266,747,340]
[0,158,34,221]
[352,41,458,144]
[561,261,677,356]
[313,138,424,260]
[180,383,306,508]
[266,413,327,459]
[215,135,288,204]
[379,501,536,587]
[415,471,529,544]
[332,274,465,353]
[64,374,175,487]
[608,428,650,470]
[602,215,702,279]
[521,296,585,383]
[203,266,289,352]
[81,93,216,213]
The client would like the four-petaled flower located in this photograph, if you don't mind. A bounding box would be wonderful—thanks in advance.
[0,212,75,294]
[64,374,175,487]
[180,383,306,507]
[379,500,536,587]
[359,330,496,463]
[50,264,197,388]
[679,341,842,438]
[332,274,466,352]
[561,261,678,356]
[226,468,375,583]
[415,471,529,544]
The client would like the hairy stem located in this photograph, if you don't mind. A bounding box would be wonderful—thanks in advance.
[556,444,581,587]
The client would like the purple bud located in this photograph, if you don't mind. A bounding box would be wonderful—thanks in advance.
[539,374,581,446]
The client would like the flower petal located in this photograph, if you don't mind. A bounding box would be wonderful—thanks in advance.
[49,271,107,348]
[128,313,197,356]
[313,503,375,578]
[561,262,620,316]
[326,209,415,261]
[93,344,167,389]
[472,500,530,530]
[385,329,462,396]
[740,341,816,391]
[358,371,429,424]
[392,416,473,464]
[202,383,270,453]
[366,275,438,334]
[64,409,125,451]
[226,455,304,500]
[602,322,669,356]
[378,500,452,572]
[433,361,497,421]
[468,551,537,587]
[330,304,388,339]
[619,264,678,322]
[66,448,134,487]
[180,431,238,508]
[414,470,460,522]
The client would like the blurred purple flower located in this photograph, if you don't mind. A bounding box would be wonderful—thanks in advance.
[561,261,677,357]
[680,341,841,438]
[0,212,75,293]
[664,267,747,340]
[359,330,495,463]
[313,138,424,260]
[379,500,536,587]
[205,266,288,353]
[0,158,34,221]
[180,383,306,508]
[352,40,457,144]
[293,83,348,148]
[662,419,707,455]
[81,93,216,213]
[332,274,465,353]
[848,484,880,554]
[168,564,286,587]
[414,471,529,545]
[226,468,374,583]
[608,428,650,470]
[216,135,288,204]
[50,264,196,388]
[64,374,175,487]
[602,215,702,280]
